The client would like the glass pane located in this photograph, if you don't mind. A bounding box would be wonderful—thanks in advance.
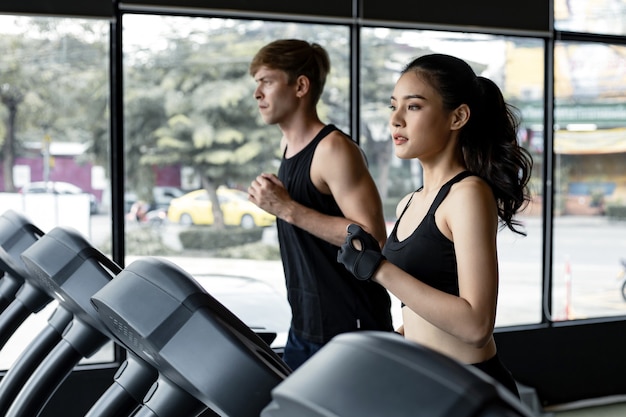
[0,15,113,369]
[122,14,351,347]
[555,0,626,36]
[553,41,626,321]
[360,29,545,327]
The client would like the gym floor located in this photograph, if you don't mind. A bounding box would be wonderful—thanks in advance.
[544,399,626,417]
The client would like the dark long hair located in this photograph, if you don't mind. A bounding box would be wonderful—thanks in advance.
[402,54,533,235]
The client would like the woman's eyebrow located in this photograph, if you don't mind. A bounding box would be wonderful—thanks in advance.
[390,94,427,100]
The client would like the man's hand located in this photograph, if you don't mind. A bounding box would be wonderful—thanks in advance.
[248,173,290,217]
[337,224,385,281]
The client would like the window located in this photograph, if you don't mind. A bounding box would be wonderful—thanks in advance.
[552,40,626,320]
[359,28,545,326]
[4,7,623,375]
[0,15,112,369]
[555,0,626,36]
[121,14,351,345]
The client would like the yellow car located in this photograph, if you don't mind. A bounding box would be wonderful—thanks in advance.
[167,187,275,228]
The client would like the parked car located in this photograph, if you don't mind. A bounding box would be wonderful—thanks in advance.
[20,181,99,214]
[125,186,185,226]
[125,186,185,214]
[167,187,275,228]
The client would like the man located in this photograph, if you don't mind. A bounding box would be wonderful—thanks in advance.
[248,39,393,370]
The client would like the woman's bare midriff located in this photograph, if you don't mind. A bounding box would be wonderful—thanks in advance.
[402,306,497,365]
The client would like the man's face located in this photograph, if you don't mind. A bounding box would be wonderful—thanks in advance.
[253,66,299,125]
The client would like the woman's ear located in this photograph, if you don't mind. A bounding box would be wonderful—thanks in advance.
[451,104,470,130]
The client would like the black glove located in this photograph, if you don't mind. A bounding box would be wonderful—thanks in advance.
[337,224,385,281]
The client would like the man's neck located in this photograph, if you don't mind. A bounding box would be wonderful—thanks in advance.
[279,116,326,157]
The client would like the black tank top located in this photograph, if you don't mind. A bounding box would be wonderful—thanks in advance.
[382,171,473,300]
[277,125,393,343]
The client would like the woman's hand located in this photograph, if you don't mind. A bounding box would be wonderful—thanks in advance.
[337,224,386,281]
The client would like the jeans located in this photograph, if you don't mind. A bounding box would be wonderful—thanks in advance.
[281,328,324,370]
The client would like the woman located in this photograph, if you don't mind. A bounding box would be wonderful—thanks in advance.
[338,53,533,397]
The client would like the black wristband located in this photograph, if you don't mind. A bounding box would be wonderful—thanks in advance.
[337,241,385,281]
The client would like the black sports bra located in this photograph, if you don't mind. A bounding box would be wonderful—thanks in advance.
[382,171,473,302]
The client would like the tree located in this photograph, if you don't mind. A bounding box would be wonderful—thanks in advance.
[122,17,360,228]
[0,17,109,192]
[0,83,23,192]
[127,20,335,227]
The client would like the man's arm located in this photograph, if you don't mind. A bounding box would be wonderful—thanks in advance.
[310,131,387,246]
[249,131,386,247]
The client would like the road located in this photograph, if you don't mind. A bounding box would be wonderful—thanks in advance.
[497,215,626,325]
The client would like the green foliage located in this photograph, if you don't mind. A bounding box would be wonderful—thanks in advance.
[606,205,626,220]
[178,226,265,250]
[0,16,364,197]
[121,18,356,196]
[214,241,281,260]
[99,226,180,257]
[0,17,110,190]
[181,226,281,260]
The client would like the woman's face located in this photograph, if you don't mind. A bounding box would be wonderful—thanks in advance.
[389,71,457,161]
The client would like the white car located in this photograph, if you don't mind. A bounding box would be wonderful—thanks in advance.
[20,181,99,214]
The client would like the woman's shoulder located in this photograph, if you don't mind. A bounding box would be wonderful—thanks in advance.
[454,173,492,195]
[447,175,497,219]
